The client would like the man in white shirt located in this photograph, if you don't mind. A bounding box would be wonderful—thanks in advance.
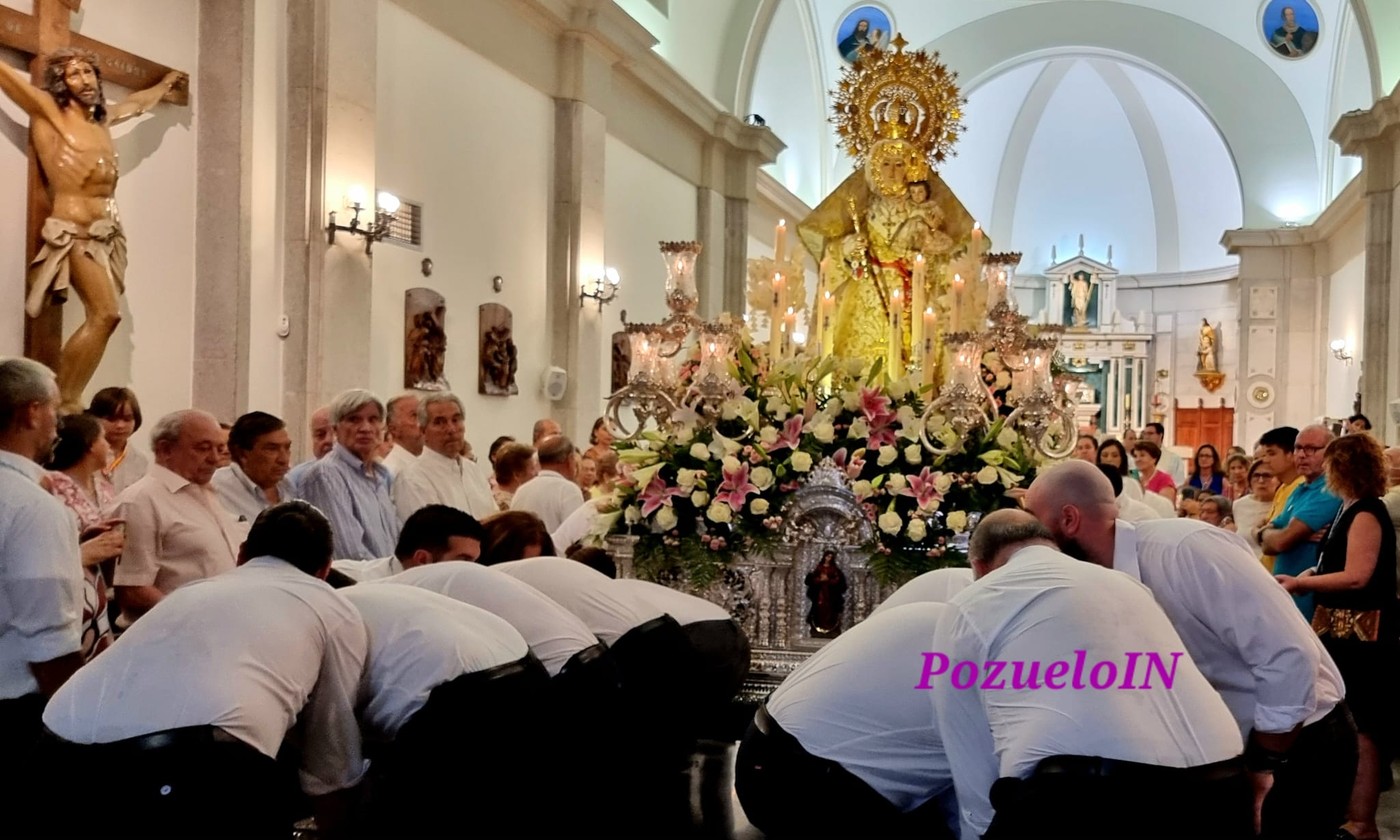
[331,503,483,582]
[44,502,368,838]
[391,392,496,521]
[379,393,423,477]
[0,358,84,832]
[509,434,586,532]
[873,566,974,614]
[1142,422,1187,484]
[1024,460,1355,838]
[339,583,550,836]
[932,509,1249,839]
[286,404,333,493]
[212,410,297,522]
[1097,463,1161,522]
[113,409,244,624]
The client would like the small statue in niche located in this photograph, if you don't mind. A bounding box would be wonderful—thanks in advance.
[805,550,848,638]
[404,288,449,391]
[1070,271,1092,328]
[1196,319,1218,373]
[478,302,519,396]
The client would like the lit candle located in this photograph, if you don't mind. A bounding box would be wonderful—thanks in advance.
[784,306,797,358]
[971,222,983,259]
[922,306,936,386]
[775,219,787,266]
[769,272,784,362]
[952,273,964,329]
[910,254,926,356]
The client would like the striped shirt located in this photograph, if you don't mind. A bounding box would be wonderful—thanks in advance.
[296,443,399,560]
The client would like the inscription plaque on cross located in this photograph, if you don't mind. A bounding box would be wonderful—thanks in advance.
[0,0,187,408]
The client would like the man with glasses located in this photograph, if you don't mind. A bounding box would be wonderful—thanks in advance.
[1259,425,1340,620]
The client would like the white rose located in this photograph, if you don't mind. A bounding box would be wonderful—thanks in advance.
[624,505,642,525]
[689,443,710,461]
[904,444,923,465]
[886,474,907,493]
[877,446,898,467]
[853,479,874,499]
[843,358,866,378]
[947,510,969,533]
[706,501,733,523]
[758,426,779,446]
[771,402,790,421]
[690,490,710,507]
[751,466,775,490]
[812,422,836,444]
[934,472,954,494]
[750,498,770,515]
[654,506,678,530]
[676,468,698,489]
[997,427,1020,449]
[722,456,742,474]
[896,405,918,427]
[907,518,927,542]
[791,451,813,472]
[976,465,999,485]
[842,389,861,410]
[848,418,869,439]
[878,510,903,535]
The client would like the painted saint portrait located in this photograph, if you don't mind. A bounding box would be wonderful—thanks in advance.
[1260,0,1320,59]
[835,6,892,64]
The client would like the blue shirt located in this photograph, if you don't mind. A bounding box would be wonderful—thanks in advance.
[296,443,399,560]
[1270,475,1342,620]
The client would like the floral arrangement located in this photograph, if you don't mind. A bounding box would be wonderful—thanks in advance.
[597,334,1046,587]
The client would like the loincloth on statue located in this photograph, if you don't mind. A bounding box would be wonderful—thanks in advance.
[25,217,128,319]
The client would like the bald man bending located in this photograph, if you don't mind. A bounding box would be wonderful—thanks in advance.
[1024,460,1353,838]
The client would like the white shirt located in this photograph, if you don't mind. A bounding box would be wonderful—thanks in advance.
[392,447,497,522]
[1140,490,1177,518]
[510,470,586,532]
[551,496,603,552]
[0,450,83,699]
[613,579,731,626]
[105,444,149,495]
[1160,448,1188,485]
[768,603,954,815]
[113,464,243,598]
[1232,495,1273,543]
[873,567,974,614]
[341,585,528,738]
[331,555,404,582]
[211,462,298,523]
[43,557,368,796]
[494,557,663,645]
[932,545,1242,836]
[385,561,598,676]
[1118,476,1145,501]
[1111,518,1344,738]
[1117,494,1162,522]
[379,443,417,478]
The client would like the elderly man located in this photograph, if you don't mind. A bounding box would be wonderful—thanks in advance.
[287,405,333,492]
[212,411,296,523]
[510,435,586,532]
[113,409,242,624]
[532,417,560,445]
[1259,425,1341,619]
[44,502,367,838]
[298,389,399,560]
[931,509,1248,839]
[0,357,84,815]
[1024,460,1354,839]
[380,393,423,477]
[392,393,496,521]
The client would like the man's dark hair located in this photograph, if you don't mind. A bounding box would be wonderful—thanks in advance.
[396,504,486,560]
[1096,463,1124,497]
[487,435,516,464]
[244,501,334,576]
[88,386,143,430]
[1257,426,1300,453]
[479,511,556,566]
[44,48,107,123]
[566,545,616,578]
[229,411,286,455]
[1145,422,1165,437]
[537,435,576,466]
[967,514,1053,567]
[1348,413,1372,430]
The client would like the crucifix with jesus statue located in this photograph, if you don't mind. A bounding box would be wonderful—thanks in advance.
[1,0,188,410]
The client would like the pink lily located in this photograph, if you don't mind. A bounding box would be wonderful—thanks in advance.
[637,475,688,517]
[902,467,945,511]
[716,461,760,510]
[860,386,898,449]
[767,415,805,453]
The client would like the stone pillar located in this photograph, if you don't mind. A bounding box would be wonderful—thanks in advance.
[697,121,785,318]
[1333,82,1400,440]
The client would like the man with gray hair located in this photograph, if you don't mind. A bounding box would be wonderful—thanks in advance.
[114,409,243,623]
[298,389,399,559]
[381,393,424,477]
[965,509,1058,578]
[510,434,586,532]
[392,392,496,521]
[0,358,85,791]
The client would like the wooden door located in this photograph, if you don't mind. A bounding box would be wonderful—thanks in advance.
[1174,399,1234,453]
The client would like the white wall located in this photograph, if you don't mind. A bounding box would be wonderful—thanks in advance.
[0,0,198,444]
[750,0,825,206]
[375,1,555,449]
[1326,252,1364,417]
[246,0,287,415]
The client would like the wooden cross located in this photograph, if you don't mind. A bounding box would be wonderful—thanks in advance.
[0,0,187,368]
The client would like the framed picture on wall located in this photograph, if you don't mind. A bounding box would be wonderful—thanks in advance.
[1259,0,1320,59]
[835,4,893,64]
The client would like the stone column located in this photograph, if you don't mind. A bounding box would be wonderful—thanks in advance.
[1333,83,1400,440]
[696,121,784,319]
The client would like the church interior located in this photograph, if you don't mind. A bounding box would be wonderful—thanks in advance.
[5,0,1400,837]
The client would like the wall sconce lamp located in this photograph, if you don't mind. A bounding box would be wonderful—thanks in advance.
[580,267,621,310]
[1330,339,1354,364]
[327,185,400,255]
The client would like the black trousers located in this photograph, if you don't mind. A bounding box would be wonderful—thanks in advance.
[735,705,955,839]
[984,753,1254,839]
[1261,701,1359,840]
[682,618,752,709]
[368,654,551,837]
[609,615,701,768]
[3,694,56,837]
[50,726,294,839]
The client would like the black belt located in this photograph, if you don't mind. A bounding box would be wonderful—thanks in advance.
[561,642,609,672]
[467,654,544,685]
[1032,753,1246,784]
[628,615,676,637]
[53,724,247,753]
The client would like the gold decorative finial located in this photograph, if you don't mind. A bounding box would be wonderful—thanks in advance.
[891,33,908,52]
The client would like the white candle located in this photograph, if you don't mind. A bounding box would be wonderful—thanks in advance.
[952,273,964,329]
[775,219,787,266]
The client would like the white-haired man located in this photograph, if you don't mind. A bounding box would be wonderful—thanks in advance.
[391,392,496,521]
[298,389,399,559]
[381,393,423,477]
[114,409,242,624]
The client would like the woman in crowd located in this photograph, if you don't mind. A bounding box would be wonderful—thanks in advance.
[577,456,599,494]
[1097,439,1143,501]
[584,416,614,463]
[1198,495,1234,531]
[478,511,556,565]
[1187,443,1225,495]
[592,450,620,498]
[1276,434,1397,840]
[491,443,538,511]
[87,386,148,493]
[1073,434,1098,462]
[1222,452,1250,501]
[1132,440,1177,505]
[47,414,122,659]
[1232,460,1278,555]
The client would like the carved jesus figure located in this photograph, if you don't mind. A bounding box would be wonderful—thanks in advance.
[0,48,186,408]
